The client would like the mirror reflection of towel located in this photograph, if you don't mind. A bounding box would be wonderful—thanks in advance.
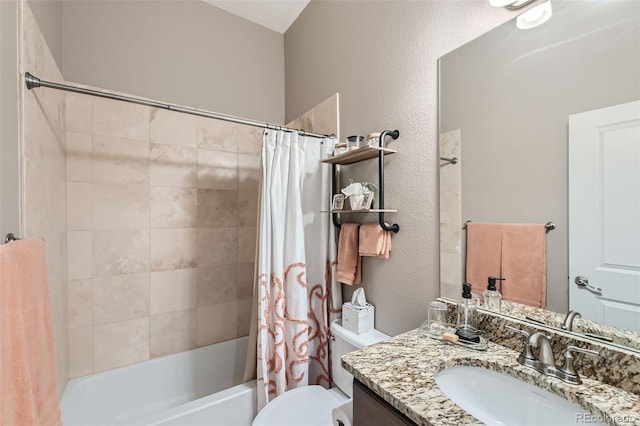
[466,222,546,308]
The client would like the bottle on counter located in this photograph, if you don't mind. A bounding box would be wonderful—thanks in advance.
[456,283,480,343]
[483,276,505,312]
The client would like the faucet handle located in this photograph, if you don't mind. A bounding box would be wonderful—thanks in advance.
[559,345,600,382]
[505,325,536,361]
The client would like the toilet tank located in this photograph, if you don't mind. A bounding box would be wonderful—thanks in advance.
[330,320,389,397]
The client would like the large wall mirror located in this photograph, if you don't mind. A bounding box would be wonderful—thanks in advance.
[438,0,640,350]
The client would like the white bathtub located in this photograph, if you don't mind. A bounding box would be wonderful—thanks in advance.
[60,337,257,426]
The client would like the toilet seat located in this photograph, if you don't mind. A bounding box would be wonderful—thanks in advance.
[252,385,347,426]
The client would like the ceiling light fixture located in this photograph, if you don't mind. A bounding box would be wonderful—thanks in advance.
[516,0,553,29]
[489,0,553,30]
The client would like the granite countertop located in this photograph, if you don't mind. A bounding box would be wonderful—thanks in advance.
[342,329,640,426]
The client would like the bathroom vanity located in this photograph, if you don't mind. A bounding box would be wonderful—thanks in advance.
[342,320,640,425]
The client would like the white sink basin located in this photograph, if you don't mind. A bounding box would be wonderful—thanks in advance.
[435,366,606,425]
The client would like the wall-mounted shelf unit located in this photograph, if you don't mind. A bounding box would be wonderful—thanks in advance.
[322,129,400,233]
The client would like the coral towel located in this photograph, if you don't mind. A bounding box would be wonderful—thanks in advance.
[0,239,62,426]
[465,222,547,308]
[336,224,361,285]
[359,223,391,259]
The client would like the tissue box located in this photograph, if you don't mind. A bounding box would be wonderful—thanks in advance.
[342,302,374,334]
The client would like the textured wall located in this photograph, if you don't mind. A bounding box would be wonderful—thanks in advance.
[62,0,285,124]
[284,0,518,336]
[65,89,262,377]
[19,0,68,395]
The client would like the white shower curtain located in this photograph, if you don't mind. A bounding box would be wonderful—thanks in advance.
[256,129,340,408]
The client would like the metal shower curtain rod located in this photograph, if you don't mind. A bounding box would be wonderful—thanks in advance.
[24,72,335,139]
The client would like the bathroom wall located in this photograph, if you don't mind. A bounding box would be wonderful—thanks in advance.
[284,0,519,336]
[61,0,285,123]
[19,0,68,394]
[65,88,261,377]
[0,0,20,239]
[25,0,62,71]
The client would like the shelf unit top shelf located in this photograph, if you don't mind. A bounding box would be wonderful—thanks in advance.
[321,209,398,214]
[322,146,397,165]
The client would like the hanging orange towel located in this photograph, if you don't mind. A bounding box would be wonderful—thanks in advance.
[465,222,503,296]
[336,224,362,285]
[501,224,547,308]
[358,223,391,259]
[0,239,62,426]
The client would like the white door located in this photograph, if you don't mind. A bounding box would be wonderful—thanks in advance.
[569,100,640,331]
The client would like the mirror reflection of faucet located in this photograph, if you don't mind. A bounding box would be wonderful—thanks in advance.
[506,325,600,385]
[561,310,581,331]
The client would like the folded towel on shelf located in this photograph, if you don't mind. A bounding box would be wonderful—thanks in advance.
[1,238,62,426]
[465,222,503,296]
[501,224,547,308]
[336,223,361,285]
[359,223,392,259]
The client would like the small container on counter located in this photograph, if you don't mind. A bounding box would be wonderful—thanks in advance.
[366,132,381,147]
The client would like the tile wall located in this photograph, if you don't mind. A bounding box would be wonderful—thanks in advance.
[19,0,69,394]
[66,93,262,377]
[439,129,463,300]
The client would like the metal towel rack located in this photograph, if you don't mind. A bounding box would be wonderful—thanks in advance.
[463,221,556,233]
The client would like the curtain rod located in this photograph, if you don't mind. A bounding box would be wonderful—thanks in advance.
[24,72,335,140]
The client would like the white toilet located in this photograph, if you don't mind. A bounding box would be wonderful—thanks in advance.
[252,319,390,426]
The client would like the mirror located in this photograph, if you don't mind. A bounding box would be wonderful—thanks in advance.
[438,0,640,351]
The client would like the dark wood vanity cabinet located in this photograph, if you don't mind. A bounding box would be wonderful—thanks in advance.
[353,379,417,426]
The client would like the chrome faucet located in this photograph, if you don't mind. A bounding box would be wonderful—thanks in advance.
[561,310,581,331]
[506,325,600,385]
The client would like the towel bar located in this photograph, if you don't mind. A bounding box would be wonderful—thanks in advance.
[463,221,556,233]
[4,233,20,243]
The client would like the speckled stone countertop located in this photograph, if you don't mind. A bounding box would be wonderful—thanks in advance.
[342,329,640,425]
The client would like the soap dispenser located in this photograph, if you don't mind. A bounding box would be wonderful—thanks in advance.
[483,277,505,312]
[456,283,480,343]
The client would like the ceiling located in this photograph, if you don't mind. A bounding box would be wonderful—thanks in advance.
[203,0,311,34]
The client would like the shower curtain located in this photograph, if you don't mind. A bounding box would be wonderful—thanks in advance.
[256,129,340,408]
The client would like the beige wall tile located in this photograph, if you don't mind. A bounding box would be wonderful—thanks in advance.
[238,154,260,192]
[68,231,93,280]
[196,302,238,346]
[150,310,197,358]
[237,126,263,155]
[93,230,149,277]
[93,135,149,185]
[150,108,197,147]
[150,143,197,188]
[150,229,198,272]
[238,190,258,227]
[93,183,149,230]
[197,117,238,152]
[197,189,237,228]
[67,182,92,230]
[197,149,238,190]
[237,227,257,263]
[93,274,149,325]
[68,327,93,378]
[197,228,237,267]
[66,131,92,182]
[237,298,253,337]
[287,110,313,133]
[150,269,197,315]
[68,279,93,330]
[93,97,150,141]
[197,264,237,306]
[150,187,197,229]
[237,263,255,300]
[66,92,92,133]
[93,318,150,372]
[310,93,339,137]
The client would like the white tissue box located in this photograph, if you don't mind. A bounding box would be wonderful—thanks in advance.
[342,302,374,334]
